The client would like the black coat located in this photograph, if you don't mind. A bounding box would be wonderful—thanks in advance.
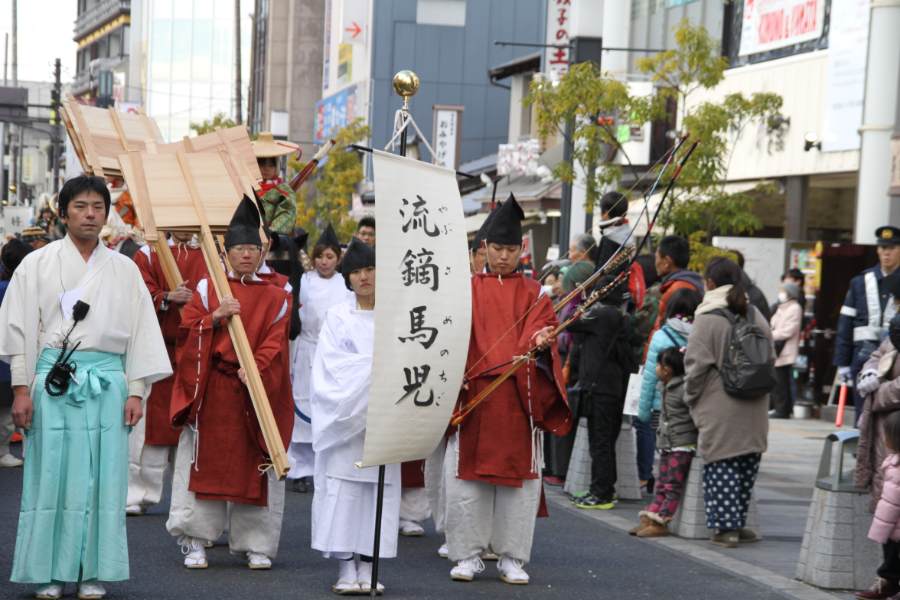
[567,302,629,400]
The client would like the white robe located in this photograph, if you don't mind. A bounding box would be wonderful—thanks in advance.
[0,235,171,393]
[292,270,352,444]
[310,299,400,558]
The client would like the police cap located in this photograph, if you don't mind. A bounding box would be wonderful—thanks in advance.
[876,226,900,247]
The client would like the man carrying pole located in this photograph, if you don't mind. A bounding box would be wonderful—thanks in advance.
[165,197,293,571]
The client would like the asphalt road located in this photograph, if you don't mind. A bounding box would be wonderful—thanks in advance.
[0,441,789,600]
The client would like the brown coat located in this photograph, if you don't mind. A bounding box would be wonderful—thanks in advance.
[683,286,770,463]
[855,338,900,511]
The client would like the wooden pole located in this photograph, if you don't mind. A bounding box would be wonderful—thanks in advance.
[176,150,290,477]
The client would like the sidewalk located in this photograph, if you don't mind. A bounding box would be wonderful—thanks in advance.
[547,417,864,600]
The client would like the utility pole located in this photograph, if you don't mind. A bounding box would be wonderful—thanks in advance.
[1,33,7,199]
[234,0,243,124]
[10,0,19,205]
[51,58,61,193]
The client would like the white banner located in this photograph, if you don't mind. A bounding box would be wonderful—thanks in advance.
[544,0,572,80]
[822,0,869,152]
[739,0,825,56]
[360,151,472,467]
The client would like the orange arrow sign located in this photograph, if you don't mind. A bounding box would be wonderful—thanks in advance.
[345,21,362,38]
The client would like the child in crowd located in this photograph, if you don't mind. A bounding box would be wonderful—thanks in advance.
[630,346,698,537]
[867,411,900,576]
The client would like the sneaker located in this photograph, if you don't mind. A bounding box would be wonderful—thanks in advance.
[0,453,23,467]
[179,536,208,569]
[569,490,590,502]
[437,542,449,558]
[34,583,64,599]
[710,530,739,548]
[450,555,485,582]
[125,504,144,516]
[399,519,425,537]
[738,528,760,544]
[356,560,385,595]
[497,555,530,585]
[857,577,900,599]
[543,475,564,486]
[204,539,215,548]
[77,581,106,600]
[332,560,359,595]
[574,494,616,510]
[247,552,272,570]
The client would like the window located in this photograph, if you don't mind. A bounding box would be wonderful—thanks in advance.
[416,0,466,27]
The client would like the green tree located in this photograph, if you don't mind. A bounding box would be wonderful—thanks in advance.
[294,118,370,243]
[527,62,655,215]
[189,113,237,135]
[636,20,786,238]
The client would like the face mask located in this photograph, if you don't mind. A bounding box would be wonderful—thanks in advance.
[778,292,789,303]
[890,313,900,350]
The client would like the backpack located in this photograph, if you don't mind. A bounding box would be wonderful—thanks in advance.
[607,310,644,375]
[710,308,776,399]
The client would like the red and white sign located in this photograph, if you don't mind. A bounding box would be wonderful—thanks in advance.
[544,0,572,80]
[739,0,825,56]
[341,0,367,45]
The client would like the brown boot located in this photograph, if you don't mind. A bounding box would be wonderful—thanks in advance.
[628,515,652,536]
[858,576,900,599]
[637,520,669,538]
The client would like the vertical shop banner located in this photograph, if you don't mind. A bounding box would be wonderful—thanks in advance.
[359,151,472,467]
[822,0,870,152]
[739,0,825,56]
[544,0,572,80]
[432,105,463,170]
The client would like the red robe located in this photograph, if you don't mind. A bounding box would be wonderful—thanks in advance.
[453,273,572,488]
[257,267,294,436]
[132,243,208,446]
[170,276,293,506]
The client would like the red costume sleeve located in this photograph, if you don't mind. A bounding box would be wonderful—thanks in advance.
[170,289,217,427]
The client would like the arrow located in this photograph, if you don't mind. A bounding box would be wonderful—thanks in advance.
[345,21,362,39]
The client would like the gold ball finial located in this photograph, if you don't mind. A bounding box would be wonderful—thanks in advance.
[392,70,420,100]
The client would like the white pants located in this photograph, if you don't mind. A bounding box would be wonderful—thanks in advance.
[287,441,314,479]
[400,487,430,523]
[443,436,541,563]
[126,408,172,508]
[166,427,286,558]
[424,439,447,532]
[0,384,14,456]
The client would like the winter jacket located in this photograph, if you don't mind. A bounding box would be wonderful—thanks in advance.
[647,269,704,352]
[856,338,900,510]
[683,285,770,463]
[868,454,900,543]
[742,271,772,322]
[657,375,697,450]
[567,301,628,400]
[638,318,692,423]
[770,299,802,367]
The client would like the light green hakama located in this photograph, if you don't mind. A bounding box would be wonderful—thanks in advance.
[11,349,130,584]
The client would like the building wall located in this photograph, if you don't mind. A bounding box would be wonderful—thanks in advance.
[368,0,544,163]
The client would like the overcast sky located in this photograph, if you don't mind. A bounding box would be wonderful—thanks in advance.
[0,1,77,84]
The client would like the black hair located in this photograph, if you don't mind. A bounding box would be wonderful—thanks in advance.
[883,410,900,453]
[594,274,624,306]
[58,175,110,218]
[636,253,658,287]
[657,346,685,377]
[600,191,628,218]
[357,216,376,231]
[657,235,690,269]
[731,249,745,269]
[1,238,32,280]
[257,156,278,168]
[784,268,805,284]
[665,287,702,320]
[704,256,748,316]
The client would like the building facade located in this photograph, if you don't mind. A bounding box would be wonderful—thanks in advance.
[72,0,132,102]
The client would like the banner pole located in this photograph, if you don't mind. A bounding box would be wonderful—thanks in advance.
[369,69,419,599]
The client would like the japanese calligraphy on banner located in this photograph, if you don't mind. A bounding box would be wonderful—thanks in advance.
[359,151,472,467]
[432,105,463,170]
[544,0,572,80]
[739,0,825,56]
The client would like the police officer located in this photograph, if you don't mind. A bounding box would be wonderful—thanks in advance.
[835,226,900,423]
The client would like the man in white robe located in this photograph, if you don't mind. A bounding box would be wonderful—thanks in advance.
[2,175,171,600]
[310,238,400,595]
